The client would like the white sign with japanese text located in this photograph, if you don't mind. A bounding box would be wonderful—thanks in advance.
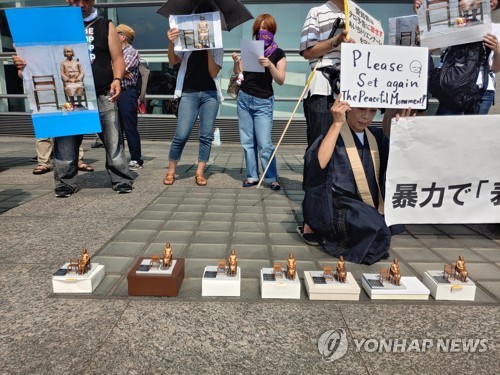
[340,44,428,109]
[385,116,500,225]
[347,0,384,45]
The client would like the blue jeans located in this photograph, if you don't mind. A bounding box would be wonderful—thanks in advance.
[237,90,278,183]
[436,90,495,115]
[54,94,134,189]
[118,87,142,163]
[169,90,219,163]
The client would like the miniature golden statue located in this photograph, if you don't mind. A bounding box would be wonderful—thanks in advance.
[336,255,347,283]
[163,242,173,269]
[77,248,91,275]
[455,256,468,282]
[228,249,238,277]
[389,258,401,286]
[286,253,297,281]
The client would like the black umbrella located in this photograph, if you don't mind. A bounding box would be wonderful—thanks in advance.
[156,0,254,31]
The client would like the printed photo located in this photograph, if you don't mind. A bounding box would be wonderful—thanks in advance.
[17,43,97,114]
[169,11,223,51]
[389,15,421,46]
[417,0,491,49]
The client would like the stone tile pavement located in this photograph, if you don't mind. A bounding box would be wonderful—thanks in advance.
[0,136,499,374]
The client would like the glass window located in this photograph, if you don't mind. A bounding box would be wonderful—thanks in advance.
[0,1,424,118]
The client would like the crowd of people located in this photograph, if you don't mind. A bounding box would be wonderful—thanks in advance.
[11,0,500,264]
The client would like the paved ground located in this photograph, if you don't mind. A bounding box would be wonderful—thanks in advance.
[0,136,499,374]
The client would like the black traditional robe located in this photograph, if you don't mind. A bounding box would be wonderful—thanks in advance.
[303,126,395,264]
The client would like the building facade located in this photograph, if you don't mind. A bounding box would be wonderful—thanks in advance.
[0,1,443,143]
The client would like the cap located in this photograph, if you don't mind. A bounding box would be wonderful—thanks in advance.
[116,24,135,42]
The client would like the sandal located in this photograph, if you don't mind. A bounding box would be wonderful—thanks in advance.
[163,173,175,185]
[195,174,207,187]
[33,165,51,175]
[296,226,320,246]
[243,180,258,188]
[270,182,281,191]
[78,163,94,172]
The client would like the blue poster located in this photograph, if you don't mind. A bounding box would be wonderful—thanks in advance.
[6,6,101,138]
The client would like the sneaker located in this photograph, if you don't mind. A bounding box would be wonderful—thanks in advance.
[128,160,143,171]
[113,182,133,194]
[54,185,74,198]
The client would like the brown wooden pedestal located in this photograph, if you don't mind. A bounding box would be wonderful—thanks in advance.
[127,257,185,296]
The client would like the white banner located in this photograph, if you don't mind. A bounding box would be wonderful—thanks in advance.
[340,44,428,109]
[385,116,500,225]
[347,0,384,45]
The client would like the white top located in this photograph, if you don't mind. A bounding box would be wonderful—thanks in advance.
[478,23,500,91]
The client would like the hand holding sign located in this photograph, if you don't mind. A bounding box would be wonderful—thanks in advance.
[330,93,351,126]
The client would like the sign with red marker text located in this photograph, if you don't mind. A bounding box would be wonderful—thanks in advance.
[385,116,500,226]
[346,0,384,45]
[340,43,428,109]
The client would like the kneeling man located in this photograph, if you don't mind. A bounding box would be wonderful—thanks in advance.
[303,95,405,264]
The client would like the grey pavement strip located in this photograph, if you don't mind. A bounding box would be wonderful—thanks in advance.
[0,137,499,373]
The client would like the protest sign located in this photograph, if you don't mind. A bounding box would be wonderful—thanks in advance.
[346,0,384,45]
[385,116,500,225]
[169,11,223,51]
[417,0,491,49]
[340,43,428,109]
[241,40,264,73]
[6,6,100,138]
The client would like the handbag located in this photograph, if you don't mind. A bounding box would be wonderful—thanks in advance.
[227,73,242,99]
[164,98,180,117]
[137,99,146,114]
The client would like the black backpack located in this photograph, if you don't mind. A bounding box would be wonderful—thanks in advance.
[428,42,490,113]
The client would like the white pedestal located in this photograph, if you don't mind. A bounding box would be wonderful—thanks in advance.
[304,271,360,300]
[260,268,300,299]
[362,273,430,300]
[52,263,105,293]
[202,266,241,297]
[423,270,476,301]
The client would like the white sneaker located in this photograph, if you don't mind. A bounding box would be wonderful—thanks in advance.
[128,160,143,171]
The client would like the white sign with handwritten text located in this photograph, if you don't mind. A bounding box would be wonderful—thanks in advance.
[340,43,429,109]
[347,0,384,45]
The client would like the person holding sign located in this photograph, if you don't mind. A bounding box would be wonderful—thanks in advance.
[163,27,223,187]
[414,0,500,115]
[298,0,354,244]
[13,0,134,196]
[302,94,408,264]
[300,0,354,145]
[231,14,286,190]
